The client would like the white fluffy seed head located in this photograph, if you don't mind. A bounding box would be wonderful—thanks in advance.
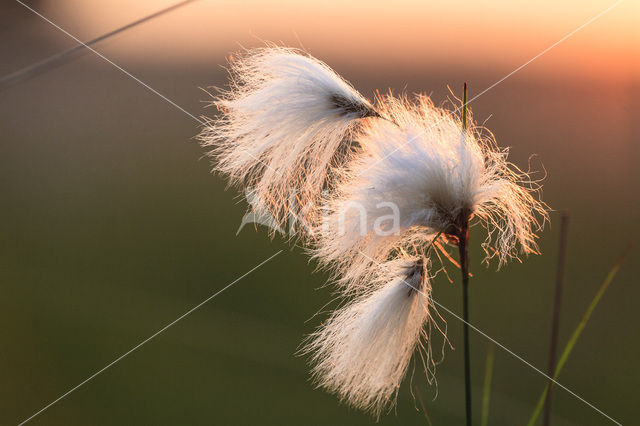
[200,48,549,416]
[302,257,435,417]
[199,47,379,235]
[314,94,548,293]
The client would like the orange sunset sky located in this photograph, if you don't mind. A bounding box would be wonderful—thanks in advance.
[40,0,639,81]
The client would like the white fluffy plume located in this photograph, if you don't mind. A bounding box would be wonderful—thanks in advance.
[302,257,434,417]
[199,47,379,231]
[201,47,549,417]
[315,95,547,293]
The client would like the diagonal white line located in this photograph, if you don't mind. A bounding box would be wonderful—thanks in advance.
[14,0,279,176]
[17,250,283,426]
[0,0,199,90]
[361,0,625,175]
[356,249,622,425]
[427,299,621,425]
[467,0,625,108]
[14,0,204,125]
[12,0,626,423]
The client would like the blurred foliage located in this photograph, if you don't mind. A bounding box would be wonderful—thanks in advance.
[1,9,637,424]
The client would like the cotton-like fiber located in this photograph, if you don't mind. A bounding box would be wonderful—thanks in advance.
[199,47,379,233]
[203,47,549,417]
[314,95,547,293]
[302,258,434,417]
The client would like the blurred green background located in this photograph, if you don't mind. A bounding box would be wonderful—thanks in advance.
[1,1,638,425]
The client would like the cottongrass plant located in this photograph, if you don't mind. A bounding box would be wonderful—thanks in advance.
[199,47,380,232]
[200,47,548,418]
[314,93,547,295]
[302,257,434,417]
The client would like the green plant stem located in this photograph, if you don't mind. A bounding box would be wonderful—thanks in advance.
[543,212,569,426]
[460,81,472,426]
[527,246,630,426]
[459,217,472,426]
[481,343,495,426]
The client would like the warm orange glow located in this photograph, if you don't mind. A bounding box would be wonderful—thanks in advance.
[44,0,639,80]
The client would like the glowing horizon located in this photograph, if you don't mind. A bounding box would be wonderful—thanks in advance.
[42,0,639,80]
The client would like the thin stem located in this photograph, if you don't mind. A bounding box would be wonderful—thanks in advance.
[481,342,495,426]
[543,212,569,426]
[459,81,472,426]
[0,0,199,91]
[462,82,468,130]
[459,217,472,426]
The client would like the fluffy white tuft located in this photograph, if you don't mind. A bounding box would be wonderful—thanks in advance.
[199,47,379,233]
[302,258,434,417]
[314,95,547,293]
[201,48,549,416]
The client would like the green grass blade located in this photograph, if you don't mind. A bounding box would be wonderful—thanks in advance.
[481,342,495,426]
[526,248,630,426]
